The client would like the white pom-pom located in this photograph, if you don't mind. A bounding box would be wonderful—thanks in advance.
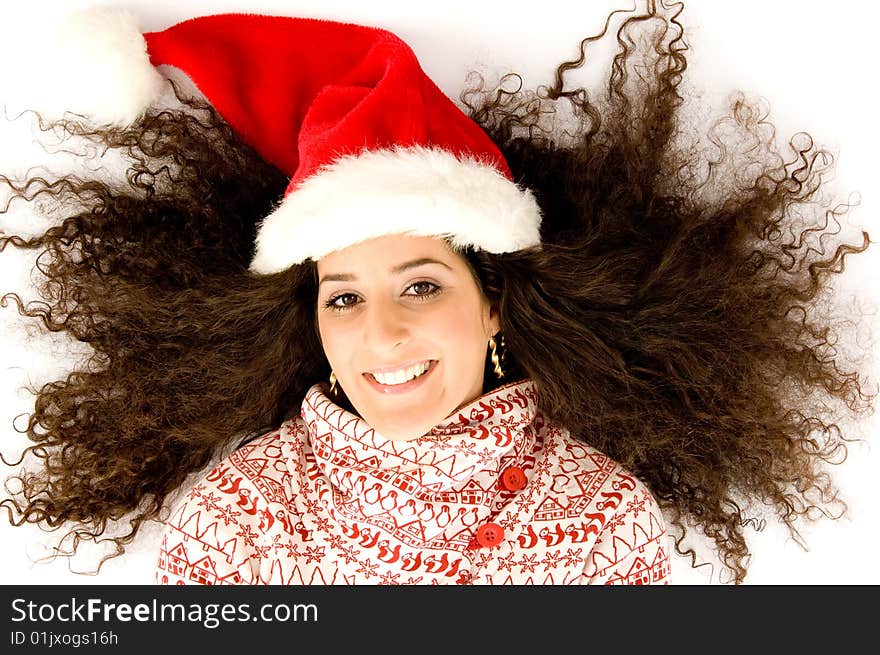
[2,7,165,127]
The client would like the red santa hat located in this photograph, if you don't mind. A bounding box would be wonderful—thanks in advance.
[6,8,542,274]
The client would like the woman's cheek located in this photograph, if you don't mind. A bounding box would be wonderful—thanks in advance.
[318,314,356,364]
[430,298,484,348]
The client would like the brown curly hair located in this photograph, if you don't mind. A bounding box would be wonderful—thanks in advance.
[1,1,874,583]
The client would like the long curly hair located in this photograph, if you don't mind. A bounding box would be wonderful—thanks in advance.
[1,1,874,584]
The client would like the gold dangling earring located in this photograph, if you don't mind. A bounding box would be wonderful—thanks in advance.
[489,335,504,379]
[329,371,339,396]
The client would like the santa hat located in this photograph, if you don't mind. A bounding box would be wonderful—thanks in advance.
[4,8,542,274]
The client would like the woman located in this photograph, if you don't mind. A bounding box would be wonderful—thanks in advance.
[154,230,670,585]
[0,2,874,584]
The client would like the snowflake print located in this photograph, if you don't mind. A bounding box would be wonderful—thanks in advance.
[515,493,533,513]
[355,558,380,579]
[474,551,495,569]
[496,552,516,572]
[186,482,207,501]
[290,458,307,477]
[517,553,539,573]
[253,543,272,559]
[476,447,496,466]
[197,491,221,512]
[270,534,284,553]
[625,495,646,519]
[498,415,521,430]
[313,515,332,533]
[285,436,305,457]
[282,540,301,559]
[236,524,259,547]
[535,457,553,477]
[497,511,519,531]
[303,546,326,565]
[216,505,241,527]
[378,570,401,585]
[326,533,345,551]
[605,512,627,534]
[562,548,584,567]
[540,550,563,571]
[454,440,477,457]
[303,498,323,515]
[338,544,359,565]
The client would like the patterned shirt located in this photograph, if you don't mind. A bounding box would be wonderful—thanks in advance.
[156,379,671,584]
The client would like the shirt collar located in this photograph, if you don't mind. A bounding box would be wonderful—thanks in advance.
[300,379,539,495]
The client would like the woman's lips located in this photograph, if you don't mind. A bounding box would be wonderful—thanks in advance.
[363,360,438,395]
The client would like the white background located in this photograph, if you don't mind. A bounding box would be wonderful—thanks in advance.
[0,0,878,585]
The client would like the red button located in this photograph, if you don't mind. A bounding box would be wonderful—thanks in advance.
[501,466,527,491]
[475,522,505,548]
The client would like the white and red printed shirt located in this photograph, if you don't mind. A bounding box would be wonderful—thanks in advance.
[156,379,671,585]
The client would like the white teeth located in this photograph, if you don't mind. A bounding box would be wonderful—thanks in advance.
[371,361,430,386]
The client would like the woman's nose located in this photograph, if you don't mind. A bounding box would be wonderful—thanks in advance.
[362,297,410,351]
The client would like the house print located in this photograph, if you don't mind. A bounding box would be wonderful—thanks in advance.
[650,546,671,582]
[534,496,566,521]
[566,495,591,517]
[390,473,419,494]
[189,554,219,585]
[606,543,670,585]
[217,569,245,584]
[373,468,395,482]
[433,490,458,503]
[574,469,607,498]
[397,519,429,545]
[165,542,190,578]
[331,445,359,467]
[459,478,490,505]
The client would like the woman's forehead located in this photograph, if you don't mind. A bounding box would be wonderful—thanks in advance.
[316,234,460,275]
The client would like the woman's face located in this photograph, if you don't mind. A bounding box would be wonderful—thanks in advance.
[316,234,499,441]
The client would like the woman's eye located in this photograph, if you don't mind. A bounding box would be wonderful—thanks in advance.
[406,281,440,297]
[326,293,359,309]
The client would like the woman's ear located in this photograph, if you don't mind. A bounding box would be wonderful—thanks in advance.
[487,303,501,337]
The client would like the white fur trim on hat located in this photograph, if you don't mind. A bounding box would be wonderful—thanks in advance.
[3,7,164,127]
[249,146,542,274]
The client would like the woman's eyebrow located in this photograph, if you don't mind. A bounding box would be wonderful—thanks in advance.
[318,258,451,287]
[318,272,355,286]
[391,258,452,274]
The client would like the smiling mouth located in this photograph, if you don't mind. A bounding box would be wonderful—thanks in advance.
[366,360,434,386]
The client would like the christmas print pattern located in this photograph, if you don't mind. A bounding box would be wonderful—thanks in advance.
[156,379,671,584]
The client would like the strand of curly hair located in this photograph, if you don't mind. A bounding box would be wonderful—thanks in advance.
[1,0,874,583]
